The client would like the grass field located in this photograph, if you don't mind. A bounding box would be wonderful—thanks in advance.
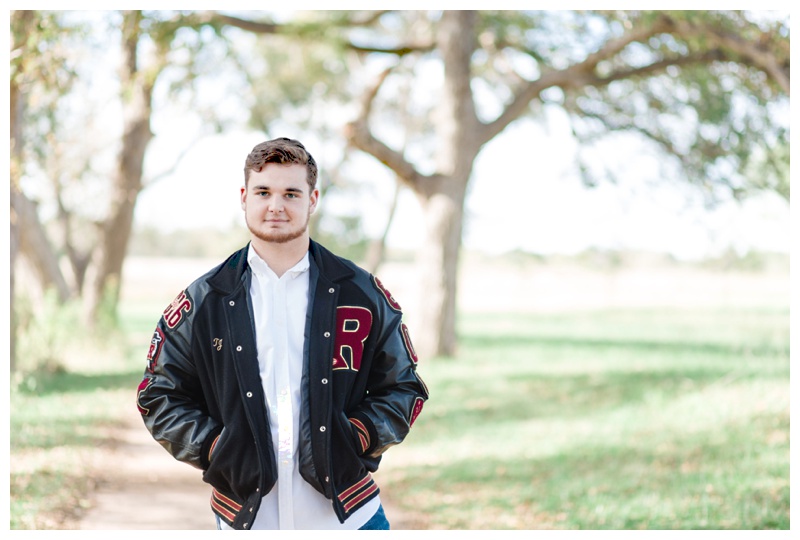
[9,256,790,529]
[380,307,789,529]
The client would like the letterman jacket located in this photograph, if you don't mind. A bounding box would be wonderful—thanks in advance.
[136,240,428,529]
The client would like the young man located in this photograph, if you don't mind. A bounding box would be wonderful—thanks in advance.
[137,138,428,530]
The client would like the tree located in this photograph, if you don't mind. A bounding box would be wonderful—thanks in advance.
[81,10,164,324]
[12,10,789,363]
[206,10,789,357]
[11,10,258,334]
[11,10,82,369]
[336,10,789,357]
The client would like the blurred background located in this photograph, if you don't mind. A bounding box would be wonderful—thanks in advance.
[8,9,790,530]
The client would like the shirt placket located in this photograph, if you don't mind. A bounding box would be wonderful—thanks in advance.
[272,275,295,529]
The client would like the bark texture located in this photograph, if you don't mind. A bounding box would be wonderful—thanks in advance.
[84,11,156,324]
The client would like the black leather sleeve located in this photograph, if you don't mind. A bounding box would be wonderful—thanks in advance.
[347,276,429,458]
[136,284,222,470]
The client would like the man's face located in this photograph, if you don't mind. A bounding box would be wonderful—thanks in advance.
[241,163,318,245]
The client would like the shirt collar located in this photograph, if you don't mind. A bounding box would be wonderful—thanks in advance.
[247,244,310,280]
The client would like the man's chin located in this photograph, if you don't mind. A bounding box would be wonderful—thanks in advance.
[248,226,305,245]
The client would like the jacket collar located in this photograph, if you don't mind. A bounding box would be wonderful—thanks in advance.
[206,239,354,294]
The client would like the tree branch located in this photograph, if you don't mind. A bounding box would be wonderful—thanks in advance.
[664,15,790,94]
[343,67,427,190]
[201,12,280,34]
[203,11,433,56]
[595,49,726,85]
[479,16,675,144]
[347,42,434,56]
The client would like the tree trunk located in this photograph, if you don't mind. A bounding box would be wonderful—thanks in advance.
[83,10,154,325]
[10,18,23,371]
[414,181,467,358]
[412,11,479,358]
[12,191,73,302]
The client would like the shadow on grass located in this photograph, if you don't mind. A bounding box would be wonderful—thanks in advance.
[15,369,143,397]
[427,367,761,432]
[11,368,145,451]
[10,416,121,451]
[460,332,788,360]
[393,411,789,530]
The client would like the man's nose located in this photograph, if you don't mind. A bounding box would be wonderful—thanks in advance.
[268,197,284,212]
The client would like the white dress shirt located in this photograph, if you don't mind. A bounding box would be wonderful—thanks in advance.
[231,245,378,530]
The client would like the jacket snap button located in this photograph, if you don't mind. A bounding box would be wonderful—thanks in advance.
[328,288,334,293]
[324,332,330,338]
[229,300,235,306]
[321,378,328,384]
[320,426,326,432]
[246,392,253,398]
[236,345,242,351]
[325,476,330,482]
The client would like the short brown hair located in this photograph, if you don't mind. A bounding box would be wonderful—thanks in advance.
[244,137,318,190]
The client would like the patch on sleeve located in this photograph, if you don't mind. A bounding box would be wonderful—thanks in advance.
[409,396,425,427]
[373,276,401,312]
[146,327,165,373]
[163,289,193,330]
[400,323,419,365]
[136,377,154,415]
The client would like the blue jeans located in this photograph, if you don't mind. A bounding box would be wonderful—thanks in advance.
[214,504,390,530]
[359,505,390,530]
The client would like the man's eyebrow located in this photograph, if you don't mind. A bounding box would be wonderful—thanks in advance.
[250,184,305,194]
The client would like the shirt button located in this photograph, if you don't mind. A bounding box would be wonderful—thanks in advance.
[246,392,253,398]
[325,476,330,482]
[324,332,330,338]
[321,378,328,384]
[328,288,335,293]
[229,300,235,306]
[320,426,326,432]
[236,345,242,351]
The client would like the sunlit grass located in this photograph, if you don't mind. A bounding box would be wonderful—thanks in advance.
[383,307,789,529]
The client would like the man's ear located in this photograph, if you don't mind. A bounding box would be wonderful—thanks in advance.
[309,188,320,213]
[240,186,246,209]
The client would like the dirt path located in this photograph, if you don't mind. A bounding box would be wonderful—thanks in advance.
[77,406,414,530]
